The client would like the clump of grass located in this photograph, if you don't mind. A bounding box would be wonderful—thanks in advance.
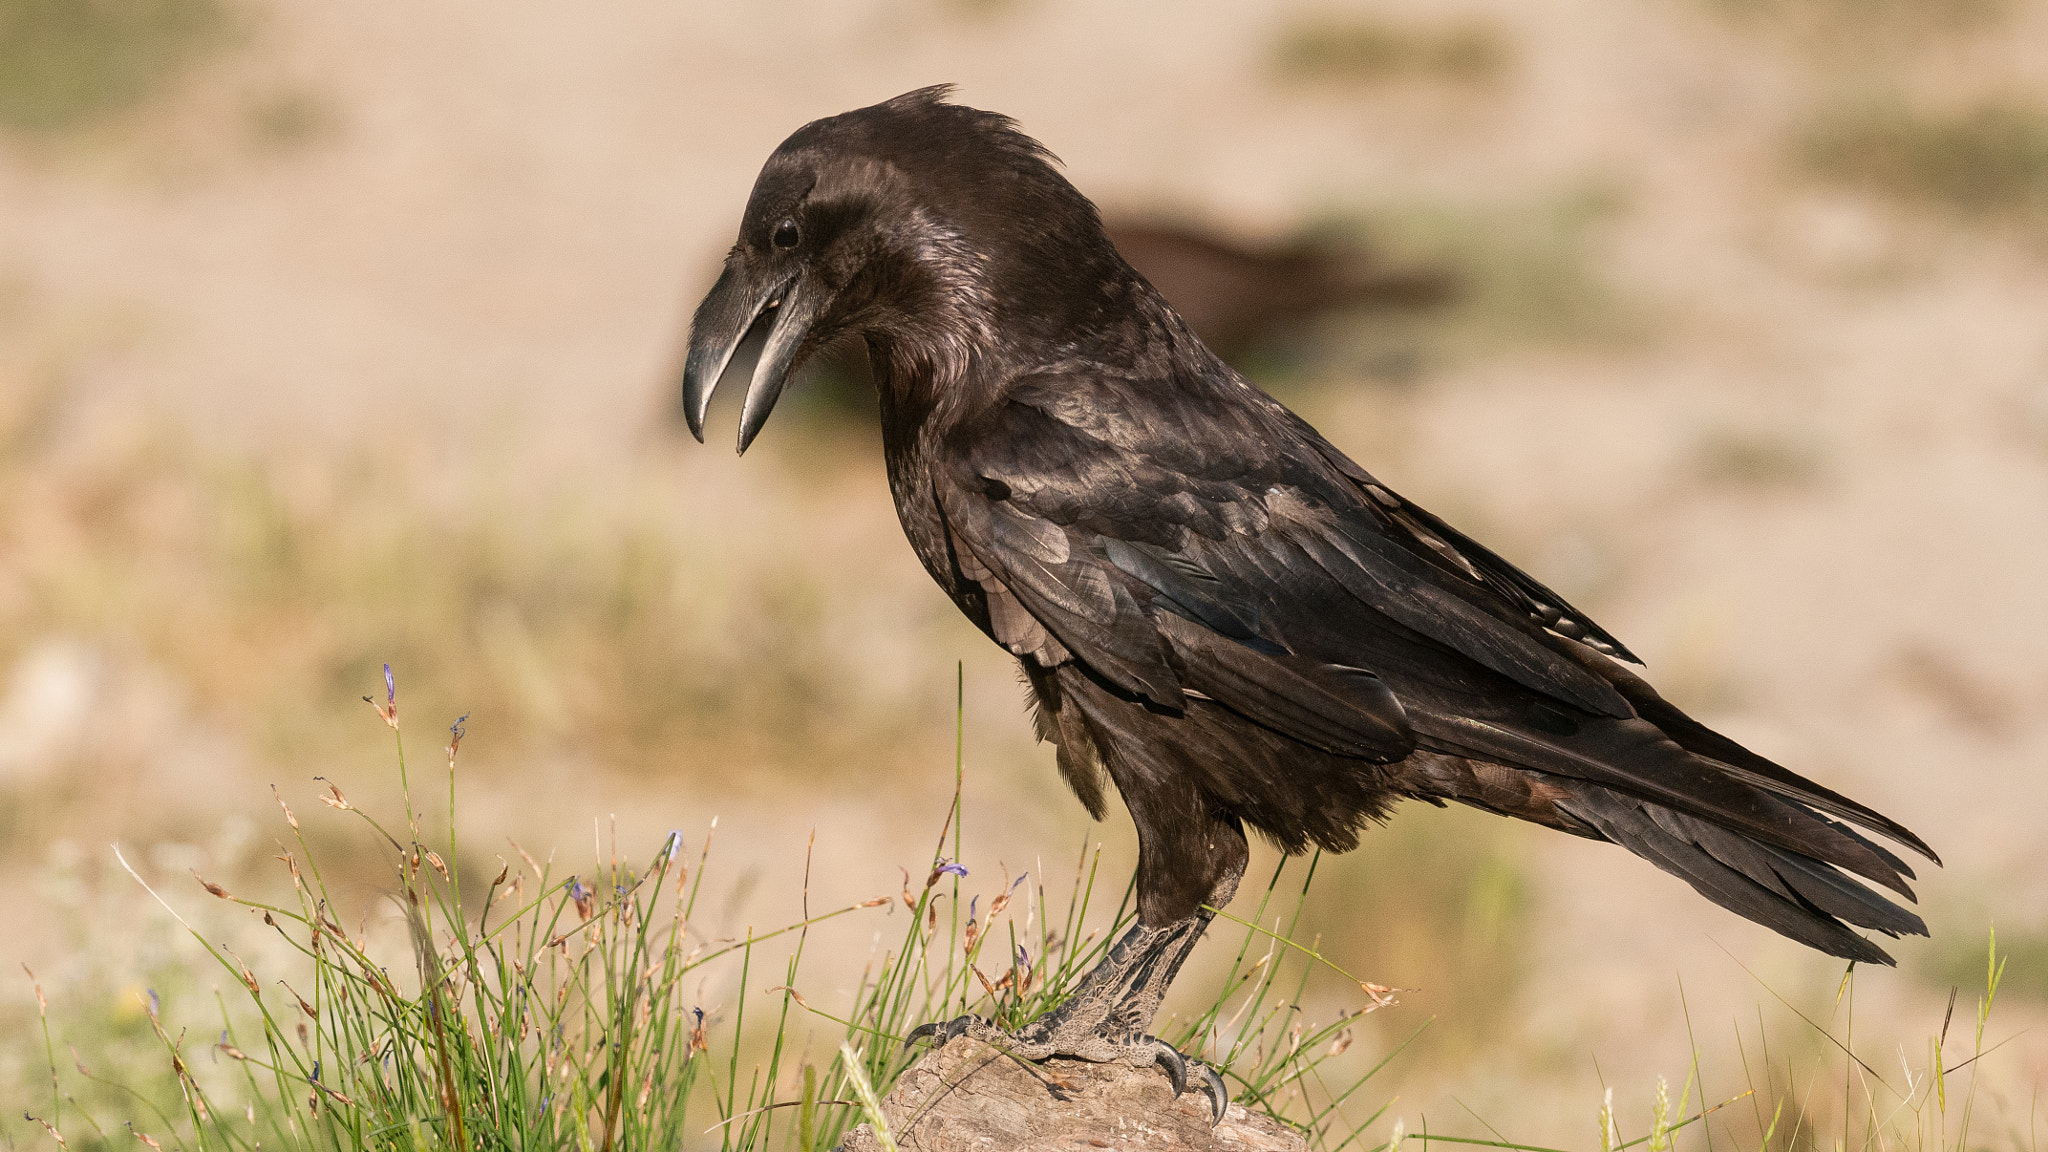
[1709,935,2022,1152]
[1271,17,1510,87]
[0,0,225,135]
[1307,186,1640,376]
[1796,98,2048,222]
[244,88,339,154]
[1690,426,1827,491]
[15,669,2035,1152]
[1705,0,2010,48]
[18,669,1409,1150]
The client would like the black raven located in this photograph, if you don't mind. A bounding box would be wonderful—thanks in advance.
[680,87,1936,1120]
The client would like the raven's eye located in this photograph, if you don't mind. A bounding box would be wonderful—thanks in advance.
[772,218,801,249]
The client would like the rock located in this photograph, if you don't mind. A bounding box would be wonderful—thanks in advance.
[836,1035,1308,1151]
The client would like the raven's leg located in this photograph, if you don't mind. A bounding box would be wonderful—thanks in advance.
[907,758,1247,1120]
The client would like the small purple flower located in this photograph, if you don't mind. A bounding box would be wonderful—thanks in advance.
[967,896,979,921]
[1016,945,1030,968]
[146,989,160,1018]
[935,860,968,878]
[692,1006,704,1025]
[310,1059,321,1082]
[383,664,396,707]
[567,878,588,900]
[662,831,684,863]
[1009,873,1029,891]
[538,1094,551,1117]
[450,712,469,741]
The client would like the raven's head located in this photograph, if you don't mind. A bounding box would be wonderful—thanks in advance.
[682,85,1125,452]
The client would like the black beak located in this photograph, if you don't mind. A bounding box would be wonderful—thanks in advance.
[680,263,827,454]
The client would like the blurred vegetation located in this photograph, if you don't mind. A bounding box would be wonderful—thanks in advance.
[1270,16,1509,87]
[1297,804,1532,1059]
[1689,426,1828,492]
[1926,920,2048,1004]
[1797,98,2048,222]
[0,0,225,135]
[243,86,338,152]
[0,405,955,812]
[7,727,1420,1151]
[1287,186,1639,387]
[1705,0,2011,46]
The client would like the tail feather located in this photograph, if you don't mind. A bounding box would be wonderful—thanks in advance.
[1553,638,1940,866]
[1555,785,1909,965]
[1416,711,1917,898]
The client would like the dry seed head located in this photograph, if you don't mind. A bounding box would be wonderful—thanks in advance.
[767,985,811,1008]
[131,1126,164,1150]
[1360,981,1404,1011]
[426,850,449,879]
[272,786,300,830]
[491,860,510,887]
[297,1022,309,1046]
[318,781,351,811]
[447,711,469,768]
[1328,1025,1354,1057]
[27,1115,66,1148]
[193,871,232,900]
[859,895,889,908]
[217,1042,248,1061]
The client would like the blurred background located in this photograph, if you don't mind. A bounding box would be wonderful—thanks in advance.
[2,0,2045,1145]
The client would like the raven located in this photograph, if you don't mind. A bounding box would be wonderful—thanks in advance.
[680,87,1936,1120]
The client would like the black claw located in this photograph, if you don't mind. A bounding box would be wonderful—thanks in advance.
[1193,1061,1229,1126]
[903,1014,977,1053]
[1147,1036,1188,1097]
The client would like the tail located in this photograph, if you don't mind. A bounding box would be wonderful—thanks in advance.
[1399,644,1935,966]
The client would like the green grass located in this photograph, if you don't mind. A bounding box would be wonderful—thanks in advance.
[15,670,1413,1151]
[1270,17,1510,87]
[0,0,224,135]
[1279,187,1640,386]
[1797,98,2048,222]
[10,668,2036,1152]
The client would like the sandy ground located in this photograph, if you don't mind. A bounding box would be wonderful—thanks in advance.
[3,0,2046,1146]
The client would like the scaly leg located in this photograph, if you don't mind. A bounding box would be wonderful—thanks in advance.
[906,851,1243,1122]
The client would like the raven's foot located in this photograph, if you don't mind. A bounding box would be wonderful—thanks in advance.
[904,1014,1229,1124]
